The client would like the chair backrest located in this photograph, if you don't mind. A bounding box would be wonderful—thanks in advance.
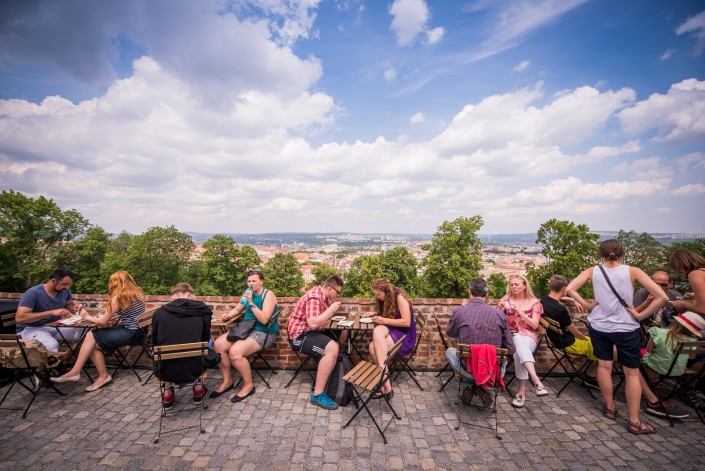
[457,343,509,366]
[137,308,157,329]
[430,312,449,350]
[153,341,209,362]
[540,317,563,347]
[662,340,705,377]
[0,311,17,331]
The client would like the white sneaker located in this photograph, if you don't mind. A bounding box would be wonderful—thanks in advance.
[535,383,549,397]
[511,394,525,408]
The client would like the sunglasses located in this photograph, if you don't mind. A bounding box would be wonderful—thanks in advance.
[330,285,342,295]
[657,283,669,287]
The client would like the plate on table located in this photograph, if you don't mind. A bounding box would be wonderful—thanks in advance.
[359,317,373,324]
[331,316,346,322]
[337,320,354,327]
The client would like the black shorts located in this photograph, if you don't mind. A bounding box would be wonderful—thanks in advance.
[588,325,641,369]
[289,330,336,359]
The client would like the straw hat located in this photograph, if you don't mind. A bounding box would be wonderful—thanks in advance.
[674,311,705,337]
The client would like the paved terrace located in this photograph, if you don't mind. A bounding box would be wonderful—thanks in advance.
[1,367,704,471]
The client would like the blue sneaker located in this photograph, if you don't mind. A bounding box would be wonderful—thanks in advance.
[310,391,338,410]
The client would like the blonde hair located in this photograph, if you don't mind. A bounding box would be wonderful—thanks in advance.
[108,271,144,311]
[505,274,537,300]
[371,278,411,319]
[666,318,693,349]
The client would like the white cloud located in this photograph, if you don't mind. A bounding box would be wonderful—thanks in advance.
[388,0,443,47]
[409,112,425,124]
[676,10,705,55]
[660,48,676,60]
[618,78,705,142]
[513,60,530,72]
[672,183,705,196]
[384,66,398,81]
[676,152,705,173]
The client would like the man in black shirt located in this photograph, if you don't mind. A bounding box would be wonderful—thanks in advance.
[540,275,598,388]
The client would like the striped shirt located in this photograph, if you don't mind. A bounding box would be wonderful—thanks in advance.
[117,300,145,330]
[287,286,331,339]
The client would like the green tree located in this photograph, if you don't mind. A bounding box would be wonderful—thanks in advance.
[616,230,667,274]
[309,264,339,290]
[197,234,242,295]
[0,190,90,291]
[49,226,112,293]
[421,216,484,297]
[342,255,384,297]
[487,273,507,299]
[263,253,305,297]
[124,226,194,294]
[527,219,599,297]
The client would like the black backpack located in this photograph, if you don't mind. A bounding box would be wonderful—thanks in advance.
[325,355,354,406]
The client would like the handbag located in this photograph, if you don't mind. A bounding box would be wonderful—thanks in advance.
[598,265,630,308]
[227,319,256,342]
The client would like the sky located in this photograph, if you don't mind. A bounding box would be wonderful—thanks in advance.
[1,0,704,237]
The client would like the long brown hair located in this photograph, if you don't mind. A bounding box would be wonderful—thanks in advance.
[670,249,705,275]
[108,271,144,311]
[371,278,411,319]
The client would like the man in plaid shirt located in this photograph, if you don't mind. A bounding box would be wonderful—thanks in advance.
[288,275,344,410]
[445,278,516,407]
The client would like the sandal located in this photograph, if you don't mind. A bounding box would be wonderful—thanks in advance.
[603,405,618,420]
[627,419,656,435]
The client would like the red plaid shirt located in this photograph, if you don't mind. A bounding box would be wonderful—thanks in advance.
[287,286,331,339]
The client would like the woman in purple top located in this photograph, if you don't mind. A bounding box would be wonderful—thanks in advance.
[366,278,416,399]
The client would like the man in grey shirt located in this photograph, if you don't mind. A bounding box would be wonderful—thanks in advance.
[633,271,682,327]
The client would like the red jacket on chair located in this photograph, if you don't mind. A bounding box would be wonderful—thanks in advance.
[466,344,505,390]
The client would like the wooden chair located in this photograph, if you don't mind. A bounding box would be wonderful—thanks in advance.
[234,307,287,390]
[0,333,67,418]
[430,312,455,392]
[391,312,427,390]
[454,343,509,440]
[641,340,705,427]
[110,308,157,381]
[539,317,595,398]
[152,341,210,443]
[343,336,404,444]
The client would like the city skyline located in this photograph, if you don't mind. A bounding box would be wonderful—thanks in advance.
[1,1,704,236]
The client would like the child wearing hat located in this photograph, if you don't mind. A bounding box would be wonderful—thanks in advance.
[637,311,705,422]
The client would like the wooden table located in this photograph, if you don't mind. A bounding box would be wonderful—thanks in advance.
[48,315,106,382]
[211,312,243,336]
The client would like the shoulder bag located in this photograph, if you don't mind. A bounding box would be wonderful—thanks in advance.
[226,288,270,342]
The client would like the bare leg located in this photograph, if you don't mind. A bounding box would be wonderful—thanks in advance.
[58,331,97,378]
[623,366,643,424]
[517,378,527,396]
[88,349,110,388]
[230,338,262,397]
[523,361,543,388]
[314,341,339,396]
[596,359,615,411]
[213,333,235,392]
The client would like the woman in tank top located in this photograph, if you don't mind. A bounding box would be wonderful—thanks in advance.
[567,240,667,434]
[670,249,705,318]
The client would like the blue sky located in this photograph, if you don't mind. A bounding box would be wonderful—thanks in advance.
[1,0,704,236]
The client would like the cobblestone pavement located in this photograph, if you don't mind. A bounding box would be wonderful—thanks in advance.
[1,369,704,471]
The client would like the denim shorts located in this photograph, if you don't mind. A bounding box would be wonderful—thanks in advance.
[93,326,142,355]
[588,326,641,369]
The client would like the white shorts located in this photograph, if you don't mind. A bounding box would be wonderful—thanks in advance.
[19,326,84,352]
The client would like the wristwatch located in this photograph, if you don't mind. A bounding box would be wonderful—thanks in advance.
[249,303,255,308]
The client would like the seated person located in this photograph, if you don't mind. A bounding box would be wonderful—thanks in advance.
[151,283,221,410]
[212,270,279,403]
[445,278,516,408]
[639,311,705,419]
[287,275,344,410]
[52,271,146,392]
[540,275,599,388]
[633,271,682,327]
[15,267,84,357]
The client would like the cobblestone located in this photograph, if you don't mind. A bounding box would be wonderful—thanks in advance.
[1,371,704,470]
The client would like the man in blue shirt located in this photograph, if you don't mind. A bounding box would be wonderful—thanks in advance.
[16,267,84,352]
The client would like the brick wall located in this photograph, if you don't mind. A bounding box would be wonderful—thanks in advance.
[0,292,590,372]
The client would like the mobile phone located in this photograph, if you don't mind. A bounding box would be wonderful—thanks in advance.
[503,301,511,309]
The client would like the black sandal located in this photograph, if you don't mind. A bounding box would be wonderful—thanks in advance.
[627,419,656,434]
[603,405,618,420]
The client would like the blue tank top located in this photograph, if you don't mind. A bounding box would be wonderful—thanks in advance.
[243,288,279,334]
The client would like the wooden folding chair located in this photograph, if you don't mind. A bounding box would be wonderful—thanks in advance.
[110,308,156,381]
[0,334,67,419]
[391,312,426,390]
[152,341,210,443]
[430,312,455,392]
[641,340,705,427]
[454,344,509,440]
[234,307,287,390]
[343,336,404,444]
[539,317,595,398]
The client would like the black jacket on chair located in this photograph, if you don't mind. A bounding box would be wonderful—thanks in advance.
[151,298,220,384]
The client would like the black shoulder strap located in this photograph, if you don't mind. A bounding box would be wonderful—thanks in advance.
[598,266,629,308]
